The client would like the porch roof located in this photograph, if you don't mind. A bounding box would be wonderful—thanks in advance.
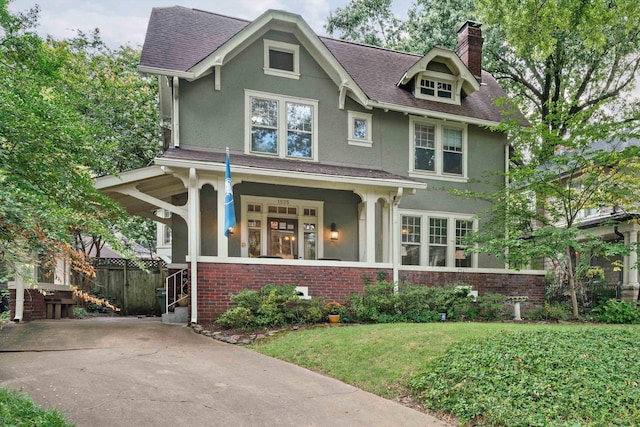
[157,148,426,190]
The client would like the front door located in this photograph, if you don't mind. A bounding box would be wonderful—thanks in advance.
[268,218,298,259]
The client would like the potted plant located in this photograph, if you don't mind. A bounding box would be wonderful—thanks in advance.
[324,301,342,323]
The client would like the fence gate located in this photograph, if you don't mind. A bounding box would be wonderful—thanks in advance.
[90,258,166,316]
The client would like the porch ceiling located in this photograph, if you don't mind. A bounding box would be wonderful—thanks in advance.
[95,166,187,218]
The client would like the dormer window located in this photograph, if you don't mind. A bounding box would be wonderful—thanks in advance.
[415,73,457,104]
[264,39,300,80]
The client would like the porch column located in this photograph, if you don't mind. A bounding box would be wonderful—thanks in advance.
[621,224,639,302]
[358,191,376,263]
[382,200,390,263]
[188,168,200,323]
[216,176,228,258]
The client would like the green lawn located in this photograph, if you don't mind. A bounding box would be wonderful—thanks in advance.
[250,322,640,426]
[0,388,73,427]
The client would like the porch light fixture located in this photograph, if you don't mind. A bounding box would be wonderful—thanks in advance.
[330,223,339,241]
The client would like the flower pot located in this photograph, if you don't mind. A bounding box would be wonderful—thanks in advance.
[328,314,340,323]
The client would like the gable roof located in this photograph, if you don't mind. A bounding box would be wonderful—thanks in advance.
[140,6,521,125]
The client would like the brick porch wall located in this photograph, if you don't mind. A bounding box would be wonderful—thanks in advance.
[399,270,545,311]
[9,289,46,321]
[190,263,546,322]
[192,263,391,322]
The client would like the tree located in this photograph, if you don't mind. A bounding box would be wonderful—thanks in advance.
[0,2,158,281]
[326,0,640,318]
[326,0,402,48]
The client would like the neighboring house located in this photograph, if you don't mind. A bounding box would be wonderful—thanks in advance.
[569,137,640,301]
[95,7,546,323]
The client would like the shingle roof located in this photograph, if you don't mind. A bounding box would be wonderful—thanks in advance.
[140,6,520,124]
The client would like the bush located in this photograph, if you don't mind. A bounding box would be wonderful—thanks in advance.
[72,307,88,318]
[346,280,507,323]
[528,301,573,321]
[593,300,640,324]
[216,284,325,329]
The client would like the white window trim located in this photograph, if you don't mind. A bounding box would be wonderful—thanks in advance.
[408,116,468,182]
[347,110,373,147]
[400,209,478,268]
[414,70,460,105]
[245,89,319,161]
[240,195,325,260]
[263,39,300,80]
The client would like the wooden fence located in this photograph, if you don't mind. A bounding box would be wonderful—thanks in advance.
[86,258,166,316]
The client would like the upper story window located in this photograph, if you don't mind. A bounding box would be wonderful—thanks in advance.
[409,117,467,181]
[415,73,458,104]
[245,90,318,161]
[263,39,300,80]
[347,111,372,147]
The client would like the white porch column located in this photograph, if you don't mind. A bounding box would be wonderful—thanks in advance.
[382,200,390,263]
[216,175,228,258]
[621,224,640,302]
[188,168,200,323]
[358,191,377,263]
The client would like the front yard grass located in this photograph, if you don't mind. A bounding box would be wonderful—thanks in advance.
[0,388,73,427]
[250,322,640,426]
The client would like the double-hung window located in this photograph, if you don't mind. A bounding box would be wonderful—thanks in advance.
[410,117,467,180]
[401,212,476,268]
[246,90,318,161]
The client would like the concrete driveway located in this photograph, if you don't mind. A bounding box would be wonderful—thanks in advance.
[0,317,450,426]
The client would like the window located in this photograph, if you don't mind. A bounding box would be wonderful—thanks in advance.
[415,72,458,104]
[400,212,476,268]
[348,111,372,146]
[401,216,421,265]
[455,220,472,267]
[246,90,318,161]
[410,117,467,180]
[263,39,300,79]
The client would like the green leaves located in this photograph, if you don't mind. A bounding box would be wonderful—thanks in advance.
[410,328,640,426]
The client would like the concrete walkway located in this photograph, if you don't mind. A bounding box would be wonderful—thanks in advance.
[0,317,451,427]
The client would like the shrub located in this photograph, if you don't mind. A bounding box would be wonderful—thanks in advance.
[593,300,640,324]
[216,284,325,329]
[528,301,572,321]
[346,280,506,323]
[72,307,88,318]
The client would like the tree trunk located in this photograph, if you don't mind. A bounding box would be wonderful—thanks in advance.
[566,247,580,319]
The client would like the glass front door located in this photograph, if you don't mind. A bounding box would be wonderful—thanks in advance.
[268,218,298,259]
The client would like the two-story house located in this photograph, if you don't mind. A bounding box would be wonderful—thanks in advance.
[95,7,546,323]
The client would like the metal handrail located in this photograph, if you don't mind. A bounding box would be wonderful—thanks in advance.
[165,268,188,312]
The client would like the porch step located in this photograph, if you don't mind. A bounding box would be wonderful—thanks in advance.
[162,306,189,324]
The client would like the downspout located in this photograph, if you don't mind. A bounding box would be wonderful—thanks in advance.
[172,76,180,148]
[391,187,404,292]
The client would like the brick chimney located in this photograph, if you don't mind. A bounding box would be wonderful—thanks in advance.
[456,21,483,82]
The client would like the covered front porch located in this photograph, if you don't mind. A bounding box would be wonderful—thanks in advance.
[96,149,426,322]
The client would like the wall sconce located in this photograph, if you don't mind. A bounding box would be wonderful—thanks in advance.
[330,223,339,240]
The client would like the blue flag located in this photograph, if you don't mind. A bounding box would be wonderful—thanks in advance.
[224,151,236,237]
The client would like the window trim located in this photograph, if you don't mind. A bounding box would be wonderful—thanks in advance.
[400,210,477,268]
[263,39,300,80]
[347,110,373,147]
[240,195,324,259]
[409,116,468,182]
[414,71,459,104]
[245,90,319,161]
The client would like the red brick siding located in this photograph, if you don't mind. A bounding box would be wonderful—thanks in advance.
[191,263,391,322]
[189,263,545,322]
[399,270,545,311]
[9,289,46,321]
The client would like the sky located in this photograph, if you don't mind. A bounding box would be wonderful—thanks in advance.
[7,0,413,48]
